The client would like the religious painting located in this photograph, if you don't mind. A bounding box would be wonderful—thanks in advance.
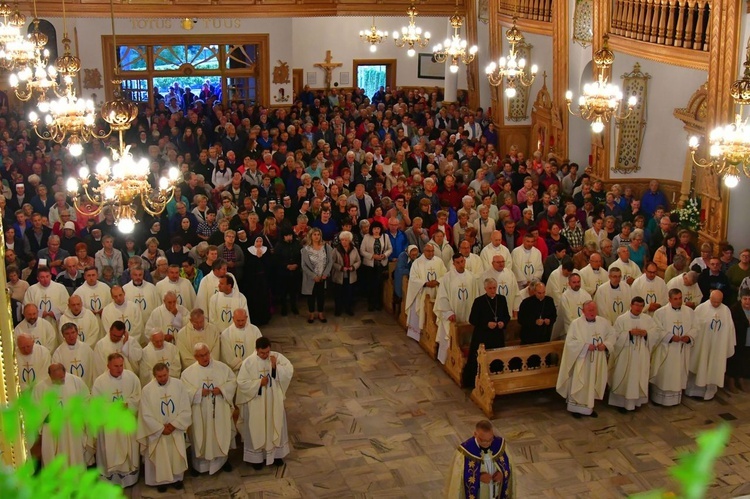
[506,39,533,122]
[417,53,445,80]
[83,68,103,89]
[614,63,651,174]
[272,60,290,84]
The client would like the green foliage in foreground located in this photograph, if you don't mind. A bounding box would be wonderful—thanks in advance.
[0,389,136,499]
[630,423,731,499]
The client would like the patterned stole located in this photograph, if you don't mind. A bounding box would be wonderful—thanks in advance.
[460,436,512,499]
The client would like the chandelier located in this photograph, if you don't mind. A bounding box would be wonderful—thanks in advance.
[393,2,430,57]
[485,17,537,98]
[64,0,178,233]
[360,17,387,53]
[565,34,636,133]
[0,2,32,71]
[688,37,750,188]
[432,11,477,74]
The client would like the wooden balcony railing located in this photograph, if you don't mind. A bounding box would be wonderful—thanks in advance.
[611,0,710,51]
[498,0,553,22]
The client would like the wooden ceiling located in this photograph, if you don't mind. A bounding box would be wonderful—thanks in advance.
[30,0,467,18]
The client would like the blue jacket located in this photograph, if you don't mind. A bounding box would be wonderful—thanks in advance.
[387,230,408,261]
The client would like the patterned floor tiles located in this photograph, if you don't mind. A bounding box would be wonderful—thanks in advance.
[123,310,750,498]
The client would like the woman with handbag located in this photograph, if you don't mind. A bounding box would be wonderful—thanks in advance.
[331,231,361,316]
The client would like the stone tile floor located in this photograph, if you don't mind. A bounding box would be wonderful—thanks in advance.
[126,310,750,498]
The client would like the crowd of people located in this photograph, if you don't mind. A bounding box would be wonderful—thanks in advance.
[4,80,750,493]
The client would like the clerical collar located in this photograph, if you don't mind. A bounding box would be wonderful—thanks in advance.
[611,284,619,289]
[586,318,596,323]
[672,307,681,311]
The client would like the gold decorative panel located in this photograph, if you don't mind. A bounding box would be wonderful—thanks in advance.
[614,63,650,174]
[572,0,593,47]
[506,39,533,122]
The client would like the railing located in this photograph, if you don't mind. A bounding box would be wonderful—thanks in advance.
[611,0,710,52]
[498,0,553,22]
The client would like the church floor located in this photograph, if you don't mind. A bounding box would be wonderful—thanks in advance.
[126,310,750,498]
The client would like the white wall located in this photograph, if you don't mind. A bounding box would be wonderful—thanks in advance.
[726,13,750,249]
[607,51,705,181]
[36,16,473,104]
[290,16,468,91]
[476,2,492,110]
[567,0,593,166]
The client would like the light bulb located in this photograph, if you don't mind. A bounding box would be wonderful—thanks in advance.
[68,142,83,156]
[565,90,573,101]
[424,31,430,39]
[407,48,415,57]
[159,177,169,190]
[450,64,458,73]
[168,167,180,180]
[28,111,37,122]
[591,121,605,133]
[370,44,377,53]
[66,177,78,193]
[103,186,116,200]
[118,218,135,234]
[530,64,538,74]
[393,31,399,39]
[505,87,516,98]
[628,95,637,107]
[724,174,740,188]
[79,166,90,178]
[96,158,110,176]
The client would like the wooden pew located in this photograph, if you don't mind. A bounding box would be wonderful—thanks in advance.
[382,261,396,314]
[398,275,408,328]
[444,322,473,386]
[470,341,565,418]
[419,295,438,358]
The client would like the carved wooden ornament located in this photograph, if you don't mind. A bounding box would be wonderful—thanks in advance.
[273,60,290,84]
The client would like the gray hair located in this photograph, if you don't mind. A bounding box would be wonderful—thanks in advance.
[483,277,497,287]
[193,342,209,354]
[338,231,353,242]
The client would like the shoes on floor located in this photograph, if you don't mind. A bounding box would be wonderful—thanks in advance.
[251,462,264,470]
[222,461,233,472]
[307,317,314,324]
[274,458,285,466]
[156,485,167,493]
[173,481,184,490]
[189,468,200,477]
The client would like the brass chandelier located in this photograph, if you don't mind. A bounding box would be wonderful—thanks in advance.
[688,36,750,188]
[565,34,636,134]
[432,10,477,74]
[360,17,387,53]
[0,2,33,71]
[393,1,431,57]
[485,17,537,98]
[66,0,179,233]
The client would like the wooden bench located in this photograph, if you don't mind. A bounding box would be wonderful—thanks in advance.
[398,275,408,328]
[443,321,522,388]
[419,295,438,358]
[470,341,565,417]
[382,261,397,314]
[444,322,473,386]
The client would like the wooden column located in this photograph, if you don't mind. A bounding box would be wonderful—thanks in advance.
[591,0,613,180]
[697,0,742,245]
[465,0,481,110]
[489,2,504,129]
[551,0,568,158]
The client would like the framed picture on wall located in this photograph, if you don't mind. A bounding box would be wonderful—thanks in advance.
[417,53,445,80]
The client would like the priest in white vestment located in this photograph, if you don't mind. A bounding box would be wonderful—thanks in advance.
[145,291,189,343]
[155,264,197,310]
[552,273,592,340]
[15,334,50,391]
[547,261,574,307]
[52,322,95,388]
[92,353,142,487]
[578,253,608,297]
[102,286,145,346]
[480,254,518,318]
[510,233,544,287]
[181,344,237,475]
[93,321,143,378]
[594,268,632,325]
[73,267,112,318]
[140,331,182,386]
[236,337,293,468]
[479,231,513,271]
[435,254,480,364]
[608,246,642,285]
[15,303,57,352]
[685,290,736,400]
[220,309,263,374]
[608,297,655,411]
[427,231,455,269]
[650,289,695,406]
[33,364,93,466]
[123,267,161,331]
[59,295,102,348]
[666,271,702,308]
[556,301,615,417]
[208,274,249,329]
[458,240,484,277]
[23,267,69,328]
[176,309,222,370]
[137,363,192,492]
[405,244,447,341]
[196,261,236,320]
[631,263,668,315]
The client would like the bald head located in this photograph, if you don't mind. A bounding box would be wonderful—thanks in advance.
[709,290,724,307]
[16,333,35,355]
[48,363,66,383]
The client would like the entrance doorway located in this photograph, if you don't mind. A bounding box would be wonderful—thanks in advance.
[353,59,396,100]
